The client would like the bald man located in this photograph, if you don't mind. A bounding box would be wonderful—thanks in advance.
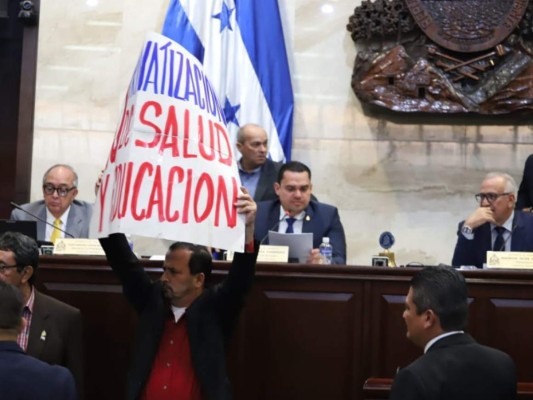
[11,164,93,242]
[236,124,282,202]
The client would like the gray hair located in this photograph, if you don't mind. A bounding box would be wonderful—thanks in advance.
[42,164,78,188]
[484,172,517,196]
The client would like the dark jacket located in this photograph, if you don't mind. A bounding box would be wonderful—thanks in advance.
[451,210,533,268]
[254,159,282,202]
[27,290,83,398]
[390,333,516,400]
[254,199,347,264]
[0,341,77,400]
[99,233,258,400]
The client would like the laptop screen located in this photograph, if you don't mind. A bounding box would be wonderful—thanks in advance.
[0,220,38,242]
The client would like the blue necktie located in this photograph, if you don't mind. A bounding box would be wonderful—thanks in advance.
[285,217,296,233]
[493,226,506,251]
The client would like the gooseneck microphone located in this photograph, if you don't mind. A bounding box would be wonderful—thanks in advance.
[259,211,291,245]
[10,202,75,238]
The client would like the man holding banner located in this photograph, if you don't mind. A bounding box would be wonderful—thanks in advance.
[99,188,258,400]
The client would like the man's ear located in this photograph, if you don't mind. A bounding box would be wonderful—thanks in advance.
[194,272,205,289]
[20,265,34,285]
[423,309,439,329]
[274,182,280,195]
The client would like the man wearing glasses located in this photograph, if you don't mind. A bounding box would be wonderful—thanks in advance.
[0,231,83,397]
[10,164,93,243]
[452,172,533,268]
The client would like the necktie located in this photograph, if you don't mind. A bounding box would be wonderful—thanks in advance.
[285,217,296,234]
[50,218,62,244]
[493,226,506,251]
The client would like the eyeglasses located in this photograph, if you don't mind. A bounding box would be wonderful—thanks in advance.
[43,184,76,197]
[0,264,18,274]
[475,192,511,203]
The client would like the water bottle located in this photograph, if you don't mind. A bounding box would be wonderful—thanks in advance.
[319,237,333,265]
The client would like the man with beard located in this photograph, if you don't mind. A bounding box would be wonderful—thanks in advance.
[99,188,258,400]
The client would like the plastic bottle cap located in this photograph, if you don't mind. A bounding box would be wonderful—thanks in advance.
[322,237,329,243]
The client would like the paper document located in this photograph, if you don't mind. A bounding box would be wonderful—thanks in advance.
[268,231,313,263]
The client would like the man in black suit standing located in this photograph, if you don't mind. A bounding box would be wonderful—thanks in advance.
[390,265,516,400]
[236,123,282,202]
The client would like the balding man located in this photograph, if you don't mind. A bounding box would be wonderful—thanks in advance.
[11,164,93,242]
[236,124,282,202]
[452,172,533,268]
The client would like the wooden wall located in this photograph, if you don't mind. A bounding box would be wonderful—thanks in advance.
[0,0,39,218]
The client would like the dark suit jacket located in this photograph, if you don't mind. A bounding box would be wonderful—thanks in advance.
[254,199,347,264]
[517,154,533,209]
[0,341,77,400]
[99,233,258,400]
[27,290,84,398]
[253,159,282,202]
[451,210,533,268]
[10,199,93,241]
[390,333,516,400]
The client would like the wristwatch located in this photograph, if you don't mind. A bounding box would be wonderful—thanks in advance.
[461,225,473,235]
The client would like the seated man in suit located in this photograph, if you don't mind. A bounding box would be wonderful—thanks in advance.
[236,123,282,202]
[390,265,516,400]
[254,161,346,264]
[11,164,93,243]
[0,280,76,400]
[0,232,83,397]
[452,172,533,268]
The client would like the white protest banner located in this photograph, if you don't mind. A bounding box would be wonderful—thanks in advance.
[90,32,244,252]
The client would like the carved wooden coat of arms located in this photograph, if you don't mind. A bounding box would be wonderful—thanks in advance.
[347,0,533,114]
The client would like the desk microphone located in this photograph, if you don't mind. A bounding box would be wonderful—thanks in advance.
[10,202,75,238]
[259,210,291,245]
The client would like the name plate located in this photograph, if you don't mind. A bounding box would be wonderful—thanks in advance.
[486,251,533,269]
[226,245,289,263]
[53,238,105,256]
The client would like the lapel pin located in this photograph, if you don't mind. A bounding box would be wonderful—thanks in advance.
[305,215,310,221]
[40,330,46,341]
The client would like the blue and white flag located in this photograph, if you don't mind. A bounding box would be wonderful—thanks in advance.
[162,0,294,161]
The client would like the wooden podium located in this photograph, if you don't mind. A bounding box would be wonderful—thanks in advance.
[36,256,533,400]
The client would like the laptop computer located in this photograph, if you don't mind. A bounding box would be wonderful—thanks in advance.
[0,219,38,241]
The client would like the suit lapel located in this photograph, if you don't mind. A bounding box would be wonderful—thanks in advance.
[26,291,48,358]
[66,204,80,237]
[302,204,315,234]
[254,165,268,201]
[511,212,524,251]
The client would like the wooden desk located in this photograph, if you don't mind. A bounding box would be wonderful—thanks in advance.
[363,378,533,400]
[36,257,533,400]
